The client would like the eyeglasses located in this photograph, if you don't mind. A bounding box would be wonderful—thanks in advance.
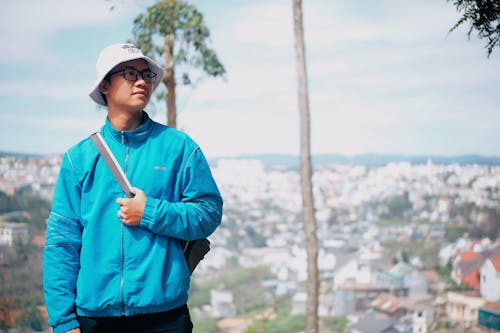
[108,67,158,84]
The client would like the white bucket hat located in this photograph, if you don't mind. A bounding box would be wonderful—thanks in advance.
[89,43,164,106]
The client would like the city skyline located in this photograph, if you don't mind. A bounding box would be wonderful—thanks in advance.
[1,0,499,158]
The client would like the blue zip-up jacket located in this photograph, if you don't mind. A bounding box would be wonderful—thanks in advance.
[43,112,223,333]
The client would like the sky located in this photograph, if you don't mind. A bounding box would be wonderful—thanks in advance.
[0,0,499,158]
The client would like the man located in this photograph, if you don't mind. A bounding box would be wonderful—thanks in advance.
[43,43,223,333]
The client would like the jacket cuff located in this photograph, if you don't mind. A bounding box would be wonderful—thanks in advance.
[53,318,79,333]
[140,196,157,230]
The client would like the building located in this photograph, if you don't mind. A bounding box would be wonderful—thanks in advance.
[452,246,500,290]
[452,251,481,289]
[210,289,236,318]
[446,291,485,328]
[351,315,399,333]
[405,299,436,333]
[291,291,306,315]
[420,270,441,294]
[411,307,433,333]
[370,292,406,319]
[334,283,390,316]
[480,255,500,301]
[478,302,500,331]
[0,222,30,247]
[376,262,428,297]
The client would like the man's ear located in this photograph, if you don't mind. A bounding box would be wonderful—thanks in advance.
[99,80,110,96]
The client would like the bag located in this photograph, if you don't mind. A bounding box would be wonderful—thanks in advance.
[181,239,211,274]
[90,132,210,275]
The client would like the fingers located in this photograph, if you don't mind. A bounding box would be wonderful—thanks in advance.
[116,197,130,225]
[116,197,127,205]
[117,204,141,226]
[117,208,132,225]
[116,188,145,226]
[116,188,144,205]
[117,208,125,221]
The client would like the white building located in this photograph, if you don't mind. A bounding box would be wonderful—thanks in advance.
[332,257,374,288]
[446,291,485,328]
[411,306,435,333]
[480,255,500,301]
[0,222,29,247]
[210,289,236,318]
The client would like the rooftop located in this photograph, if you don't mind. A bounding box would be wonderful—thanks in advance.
[490,255,500,273]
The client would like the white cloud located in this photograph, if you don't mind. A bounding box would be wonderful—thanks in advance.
[177,0,500,157]
[232,3,294,48]
[178,107,300,157]
[0,78,90,100]
[0,0,147,65]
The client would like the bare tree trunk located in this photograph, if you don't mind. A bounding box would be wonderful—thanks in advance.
[164,34,177,128]
[292,1,319,333]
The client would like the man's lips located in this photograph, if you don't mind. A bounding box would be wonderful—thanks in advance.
[133,91,148,97]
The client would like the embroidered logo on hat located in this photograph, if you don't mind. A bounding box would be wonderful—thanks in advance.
[122,44,140,54]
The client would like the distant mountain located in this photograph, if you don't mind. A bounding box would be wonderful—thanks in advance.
[2,151,499,170]
[210,153,500,170]
[0,151,44,158]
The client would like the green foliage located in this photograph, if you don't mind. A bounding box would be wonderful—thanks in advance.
[0,191,50,231]
[192,316,217,333]
[223,266,273,315]
[0,233,45,331]
[445,224,489,242]
[437,260,452,275]
[384,239,441,269]
[245,226,267,248]
[383,192,412,219]
[448,0,500,57]
[245,313,305,333]
[434,320,453,332]
[0,245,44,310]
[445,283,474,292]
[321,316,349,333]
[17,305,45,332]
[445,225,469,242]
[375,218,409,227]
[190,265,274,317]
[401,250,410,263]
[131,0,225,85]
[188,280,212,308]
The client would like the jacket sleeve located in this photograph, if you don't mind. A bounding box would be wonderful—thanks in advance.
[140,147,223,240]
[43,153,82,333]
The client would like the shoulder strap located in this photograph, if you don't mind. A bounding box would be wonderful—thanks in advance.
[89,132,135,198]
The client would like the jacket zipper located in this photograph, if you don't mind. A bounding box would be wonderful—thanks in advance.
[120,130,127,316]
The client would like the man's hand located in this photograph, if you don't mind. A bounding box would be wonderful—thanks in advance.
[116,187,147,226]
[66,329,81,333]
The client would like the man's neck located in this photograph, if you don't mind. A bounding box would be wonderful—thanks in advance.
[107,109,144,131]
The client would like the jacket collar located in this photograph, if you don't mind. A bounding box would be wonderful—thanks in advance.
[102,111,153,146]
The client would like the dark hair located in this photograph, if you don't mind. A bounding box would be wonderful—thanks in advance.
[99,74,113,106]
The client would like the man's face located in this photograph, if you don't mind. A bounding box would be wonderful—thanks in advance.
[101,59,155,112]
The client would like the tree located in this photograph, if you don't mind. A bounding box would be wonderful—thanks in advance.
[0,296,13,333]
[292,1,319,332]
[448,0,500,57]
[131,0,225,128]
[385,192,413,219]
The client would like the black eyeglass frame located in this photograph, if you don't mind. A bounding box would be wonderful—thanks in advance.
[107,66,158,84]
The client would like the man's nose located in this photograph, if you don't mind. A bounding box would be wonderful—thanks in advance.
[135,77,147,87]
